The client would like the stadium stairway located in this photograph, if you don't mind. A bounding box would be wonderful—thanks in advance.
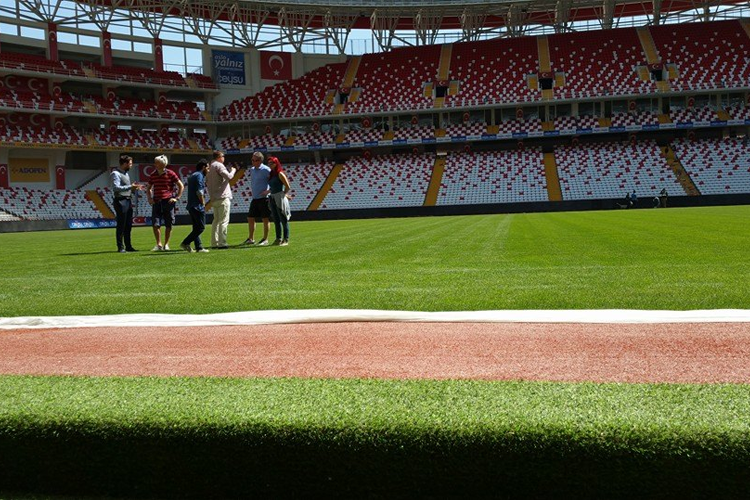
[661,145,700,196]
[307,163,343,211]
[230,168,245,188]
[342,56,361,89]
[637,27,660,65]
[423,157,446,206]
[543,153,563,201]
[437,44,452,82]
[86,190,115,219]
[741,19,750,40]
[537,36,552,73]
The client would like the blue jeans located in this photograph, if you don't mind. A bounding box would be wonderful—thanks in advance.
[269,197,289,241]
[182,207,206,250]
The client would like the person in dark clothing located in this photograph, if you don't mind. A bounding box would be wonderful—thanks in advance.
[180,159,210,253]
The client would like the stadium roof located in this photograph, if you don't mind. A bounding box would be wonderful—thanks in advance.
[79,0,748,50]
[8,0,747,54]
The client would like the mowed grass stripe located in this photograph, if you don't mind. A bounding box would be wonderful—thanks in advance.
[0,206,749,316]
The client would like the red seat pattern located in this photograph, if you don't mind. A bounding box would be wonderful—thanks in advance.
[555,140,679,200]
[650,21,750,91]
[445,37,541,108]
[219,63,346,121]
[548,28,655,99]
[346,45,441,114]
[672,137,750,195]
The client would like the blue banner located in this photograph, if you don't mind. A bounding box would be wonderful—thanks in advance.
[212,50,246,86]
[68,219,117,229]
[543,131,560,137]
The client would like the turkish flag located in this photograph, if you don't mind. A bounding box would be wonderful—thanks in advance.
[0,164,8,189]
[55,166,65,190]
[260,51,292,81]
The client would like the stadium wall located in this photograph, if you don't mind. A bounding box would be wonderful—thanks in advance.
[2,194,749,233]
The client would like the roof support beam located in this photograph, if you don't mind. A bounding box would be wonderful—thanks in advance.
[601,0,615,29]
[555,0,572,32]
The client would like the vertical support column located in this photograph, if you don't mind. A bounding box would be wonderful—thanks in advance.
[102,31,113,67]
[154,38,164,72]
[47,23,59,61]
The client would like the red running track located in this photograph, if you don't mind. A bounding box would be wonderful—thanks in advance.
[2,322,750,383]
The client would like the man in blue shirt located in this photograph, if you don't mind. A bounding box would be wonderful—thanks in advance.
[110,153,143,253]
[243,152,272,246]
[180,159,210,253]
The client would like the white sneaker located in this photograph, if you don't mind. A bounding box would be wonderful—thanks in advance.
[196,248,210,253]
[163,244,170,251]
[180,243,194,253]
[280,240,289,247]
[151,245,162,252]
[258,239,269,246]
[272,239,282,246]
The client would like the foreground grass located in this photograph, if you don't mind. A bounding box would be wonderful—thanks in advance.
[1,375,749,498]
[1,206,749,316]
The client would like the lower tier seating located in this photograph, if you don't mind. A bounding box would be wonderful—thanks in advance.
[672,137,750,195]
[555,140,682,200]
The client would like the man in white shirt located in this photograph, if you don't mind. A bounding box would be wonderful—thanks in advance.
[205,150,236,249]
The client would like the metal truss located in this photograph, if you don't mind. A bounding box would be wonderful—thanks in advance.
[0,0,747,54]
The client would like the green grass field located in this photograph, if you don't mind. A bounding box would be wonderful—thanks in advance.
[1,206,750,497]
[1,205,749,317]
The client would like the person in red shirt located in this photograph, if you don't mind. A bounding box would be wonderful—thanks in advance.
[146,154,184,251]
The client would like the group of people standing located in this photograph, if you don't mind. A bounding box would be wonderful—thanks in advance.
[110,150,292,253]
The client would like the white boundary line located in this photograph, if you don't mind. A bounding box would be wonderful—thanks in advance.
[2,309,750,329]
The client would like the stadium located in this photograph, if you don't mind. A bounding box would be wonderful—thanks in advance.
[1,0,750,497]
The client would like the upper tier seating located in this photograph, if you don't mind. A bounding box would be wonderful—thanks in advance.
[293,131,337,146]
[0,124,85,145]
[0,88,87,114]
[346,45,441,114]
[497,117,543,135]
[392,125,436,141]
[553,115,603,132]
[93,129,210,150]
[445,36,541,107]
[319,153,434,209]
[650,20,750,91]
[437,149,547,205]
[219,63,346,120]
[345,128,383,143]
[444,122,488,136]
[548,28,655,98]
[555,140,680,200]
[725,105,750,121]
[90,96,204,121]
[669,106,718,124]
[0,52,85,77]
[0,186,102,220]
[671,137,750,195]
[610,111,660,127]
[0,51,214,89]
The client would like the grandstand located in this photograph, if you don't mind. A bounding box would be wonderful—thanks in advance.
[0,0,749,227]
